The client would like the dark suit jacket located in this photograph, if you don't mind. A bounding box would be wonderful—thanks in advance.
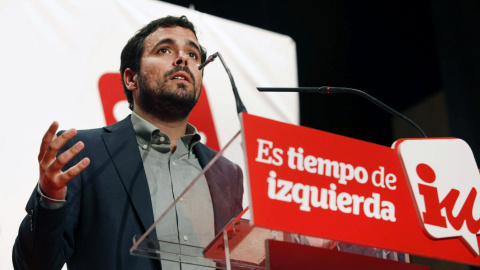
[13,116,244,270]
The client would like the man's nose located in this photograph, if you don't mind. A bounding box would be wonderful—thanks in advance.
[173,52,188,66]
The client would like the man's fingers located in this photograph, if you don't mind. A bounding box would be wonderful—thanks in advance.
[40,157,90,199]
[37,122,90,199]
[40,128,78,168]
[38,121,59,162]
[46,141,85,175]
[58,157,90,185]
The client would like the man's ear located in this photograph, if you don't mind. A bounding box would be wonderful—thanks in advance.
[124,68,138,91]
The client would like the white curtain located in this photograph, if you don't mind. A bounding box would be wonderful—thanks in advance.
[0,1,298,268]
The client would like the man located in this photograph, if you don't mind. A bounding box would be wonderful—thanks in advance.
[13,16,244,270]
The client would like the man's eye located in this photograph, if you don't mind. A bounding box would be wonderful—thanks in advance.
[158,48,169,54]
[188,52,198,59]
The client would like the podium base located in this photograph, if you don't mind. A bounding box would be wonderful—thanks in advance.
[266,240,429,270]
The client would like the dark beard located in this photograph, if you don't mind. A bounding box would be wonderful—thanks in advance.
[137,68,200,122]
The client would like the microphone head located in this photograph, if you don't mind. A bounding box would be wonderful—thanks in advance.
[198,52,219,70]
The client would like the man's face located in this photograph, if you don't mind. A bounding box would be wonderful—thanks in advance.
[135,26,203,122]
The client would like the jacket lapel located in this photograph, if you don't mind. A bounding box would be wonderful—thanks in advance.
[193,143,216,168]
[193,143,232,233]
[102,116,155,235]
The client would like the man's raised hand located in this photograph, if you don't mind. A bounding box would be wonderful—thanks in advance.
[38,121,90,200]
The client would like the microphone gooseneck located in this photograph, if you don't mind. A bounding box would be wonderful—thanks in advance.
[199,52,247,114]
[257,86,427,138]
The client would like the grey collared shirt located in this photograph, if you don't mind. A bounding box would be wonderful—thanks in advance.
[131,112,215,270]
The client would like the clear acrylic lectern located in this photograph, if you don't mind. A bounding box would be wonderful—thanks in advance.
[130,130,405,269]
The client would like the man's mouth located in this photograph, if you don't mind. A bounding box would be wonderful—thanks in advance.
[173,75,187,80]
[169,71,192,84]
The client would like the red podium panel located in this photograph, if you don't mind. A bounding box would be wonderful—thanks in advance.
[240,112,480,266]
[266,240,429,270]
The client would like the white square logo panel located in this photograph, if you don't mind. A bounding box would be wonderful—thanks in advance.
[398,138,480,255]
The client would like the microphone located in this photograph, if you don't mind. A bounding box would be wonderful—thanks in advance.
[198,53,219,71]
[199,52,247,114]
[257,86,427,138]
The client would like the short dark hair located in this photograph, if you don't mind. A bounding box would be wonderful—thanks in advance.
[119,15,207,110]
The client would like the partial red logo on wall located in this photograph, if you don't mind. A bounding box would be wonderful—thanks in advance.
[98,73,220,151]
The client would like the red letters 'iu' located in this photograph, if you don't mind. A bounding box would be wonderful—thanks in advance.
[417,163,480,234]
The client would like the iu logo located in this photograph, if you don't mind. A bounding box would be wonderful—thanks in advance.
[398,139,480,255]
[98,73,220,151]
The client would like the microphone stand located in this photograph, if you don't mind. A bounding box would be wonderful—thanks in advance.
[257,86,427,138]
[199,52,247,115]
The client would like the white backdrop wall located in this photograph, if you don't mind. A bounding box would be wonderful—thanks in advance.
[0,0,298,268]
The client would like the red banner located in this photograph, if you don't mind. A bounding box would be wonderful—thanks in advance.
[240,113,480,266]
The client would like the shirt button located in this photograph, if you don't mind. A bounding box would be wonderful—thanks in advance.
[142,144,148,150]
[159,136,165,142]
[183,235,188,241]
[179,197,184,202]
[172,161,176,166]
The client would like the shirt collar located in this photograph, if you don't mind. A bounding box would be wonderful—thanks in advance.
[130,112,201,151]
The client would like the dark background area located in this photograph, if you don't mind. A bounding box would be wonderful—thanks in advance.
[160,0,480,153]
[160,0,480,268]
